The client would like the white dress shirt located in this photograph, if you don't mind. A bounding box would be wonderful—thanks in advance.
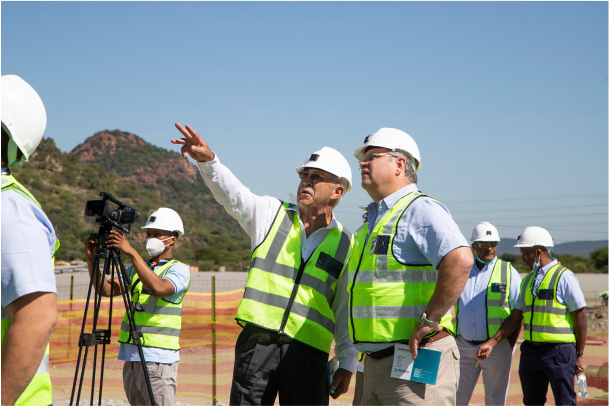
[197,154,359,373]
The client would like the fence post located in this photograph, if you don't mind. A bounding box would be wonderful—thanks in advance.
[70,274,74,301]
[212,276,217,406]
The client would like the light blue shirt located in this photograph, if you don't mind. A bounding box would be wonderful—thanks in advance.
[1,168,57,309]
[354,184,469,353]
[118,259,191,364]
[526,259,587,312]
[457,256,522,341]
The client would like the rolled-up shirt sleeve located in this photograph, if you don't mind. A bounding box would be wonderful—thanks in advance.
[557,271,587,312]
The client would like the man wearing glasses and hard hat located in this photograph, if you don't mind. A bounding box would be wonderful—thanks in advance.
[348,128,473,405]
[477,226,588,406]
[453,222,522,406]
[85,208,191,405]
[1,75,59,406]
[172,124,358,405]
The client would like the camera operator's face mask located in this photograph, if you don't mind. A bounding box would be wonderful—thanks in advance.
[145,237,172,257]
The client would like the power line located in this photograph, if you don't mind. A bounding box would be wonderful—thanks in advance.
[444,193,607,204]
[451,204,608,215]
[456,221,608,235]
[456,212,607,220]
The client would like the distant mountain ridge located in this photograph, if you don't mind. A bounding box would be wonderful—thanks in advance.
[10,129,251,269]
[497,238,608,258]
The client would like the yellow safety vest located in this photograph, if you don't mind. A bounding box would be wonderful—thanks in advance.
[1,173,58,406]
[118,260,190,350]
[453,259,512,338]
[348,192,454,344]
[521,264,575,343]
[235,202,353,354]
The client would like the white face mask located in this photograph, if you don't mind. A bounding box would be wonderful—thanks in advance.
[145,237,172,257]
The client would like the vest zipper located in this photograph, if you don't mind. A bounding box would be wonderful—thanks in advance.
[349,233,370,344]
[278,259,309,334]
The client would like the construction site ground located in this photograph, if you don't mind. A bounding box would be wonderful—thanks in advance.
[49,272,608,405]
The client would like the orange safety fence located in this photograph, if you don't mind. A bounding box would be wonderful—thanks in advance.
[50,289,246,403]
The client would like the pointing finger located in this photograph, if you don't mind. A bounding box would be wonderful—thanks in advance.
[175,123,193,140]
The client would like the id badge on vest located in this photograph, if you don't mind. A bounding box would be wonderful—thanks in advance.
[370,235,391,255]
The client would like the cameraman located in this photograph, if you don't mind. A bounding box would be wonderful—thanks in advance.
[85,208,191,406]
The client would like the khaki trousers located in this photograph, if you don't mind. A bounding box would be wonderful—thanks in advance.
[361,336,460,406]
[456,336,512,406]
[123,361,179,406]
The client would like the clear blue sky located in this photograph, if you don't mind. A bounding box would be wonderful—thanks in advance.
[3,2,607,243]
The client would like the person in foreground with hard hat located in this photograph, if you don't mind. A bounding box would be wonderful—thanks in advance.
[477,226,588,406]
[1,75,59,406]
[85,208,191,406]
[348,128,473,405]
[453,222,522,406]
[171,124,358,405]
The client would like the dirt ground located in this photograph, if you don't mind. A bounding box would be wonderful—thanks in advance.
[588,304,609,332]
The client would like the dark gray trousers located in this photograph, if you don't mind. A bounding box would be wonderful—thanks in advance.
[230,323,329,406]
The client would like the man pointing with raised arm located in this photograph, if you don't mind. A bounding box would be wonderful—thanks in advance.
[172,124,358,405]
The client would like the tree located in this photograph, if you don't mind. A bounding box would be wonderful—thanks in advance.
[590,246,608,273]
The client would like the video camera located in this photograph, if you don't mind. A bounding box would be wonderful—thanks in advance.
[85,192,140,247]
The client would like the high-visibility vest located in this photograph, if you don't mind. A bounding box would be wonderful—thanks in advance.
[347,192,454,344]
[453,259,512,338]
[118,259,191,350]
[521,264,575,343]
[1,173,57,406]
[235,202,353,354]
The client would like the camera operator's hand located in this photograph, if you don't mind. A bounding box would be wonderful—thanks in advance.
[85,234,99,264]
[172,123,215,162]
[106,231,137,257]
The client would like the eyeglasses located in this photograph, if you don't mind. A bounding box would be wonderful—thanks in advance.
[358,152,395,164]
[298,171,339,184]
[476,242,498,249]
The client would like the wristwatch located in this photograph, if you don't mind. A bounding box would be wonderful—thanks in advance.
[576,352,584,358]
[419,312,440,328]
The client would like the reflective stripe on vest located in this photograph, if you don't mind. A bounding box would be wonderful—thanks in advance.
[1,174,54,405]
[521,264,575,343]
[347,192,454,344]
[235,202,353,354]
[453,259,512,339]
[1,306,52,405]
[118,259,190,350]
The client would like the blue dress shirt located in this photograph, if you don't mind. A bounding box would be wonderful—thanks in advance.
[1,168,58,309]
[354,184,469,353]
[457,256,522,341]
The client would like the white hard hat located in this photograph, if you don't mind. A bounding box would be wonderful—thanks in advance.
[471,222,500,242]
[353,128,422,172]
[142,208,184,235]
[295,147,353,192]
[1,75,47,162]
[514,226,554,248]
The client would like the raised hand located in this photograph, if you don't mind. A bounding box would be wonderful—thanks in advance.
[171,123,215,162]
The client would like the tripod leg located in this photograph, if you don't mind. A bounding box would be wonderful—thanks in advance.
[70,254,102,405]
[98,256,118,405]
[114,252,157,406]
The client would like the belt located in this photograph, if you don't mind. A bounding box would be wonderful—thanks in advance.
[366,330,451,360]
[465,339,486,345]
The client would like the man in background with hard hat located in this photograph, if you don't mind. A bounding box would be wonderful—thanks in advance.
[477,226,588,406]
[172,124,358,405]
[348,128,473,405]
[453,222,522,406]
[85,208,191,406]
[1,75,59,406]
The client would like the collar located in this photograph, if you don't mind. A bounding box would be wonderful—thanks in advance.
[368,183,419,213]
[538,259,558,276]
[286,204,339,231]
[1,167,9,176]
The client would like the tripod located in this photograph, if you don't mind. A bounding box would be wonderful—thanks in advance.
[70,246,156,406]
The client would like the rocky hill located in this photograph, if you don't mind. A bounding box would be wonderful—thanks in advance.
[10,130,251,270]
